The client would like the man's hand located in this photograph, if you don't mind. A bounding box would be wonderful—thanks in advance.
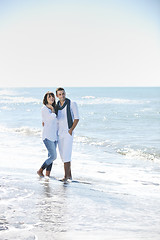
[68,119,79,136]
[68,129,73,136]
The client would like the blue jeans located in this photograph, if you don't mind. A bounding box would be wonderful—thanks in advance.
[41,138,57,170]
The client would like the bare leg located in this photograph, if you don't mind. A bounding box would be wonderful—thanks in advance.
[37,168,44,177]
[46,170,51,177]
[64,162,72,180]
[46,163,52,177]
[69,165,72,180]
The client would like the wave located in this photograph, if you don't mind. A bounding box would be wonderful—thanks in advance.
[0,96,41,104]
[75,136,160,162]
[0,128,112,148]
[0,95,150,106]
[117,147,160,162]
[0,126,41,136]
[0,89,17,96]
[74,136,114,149]
[0,126,111,145]
[1,125,159,163]
[0,106,13,110]
[77,97,150,105]
[82,96,95,99]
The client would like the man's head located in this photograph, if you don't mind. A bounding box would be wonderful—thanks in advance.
[56,87,66,101]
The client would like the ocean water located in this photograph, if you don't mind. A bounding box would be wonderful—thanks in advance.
[0,87,160,240]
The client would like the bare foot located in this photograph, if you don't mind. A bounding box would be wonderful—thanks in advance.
[37,170,44,177]
[60,178,67,183]
[46,170,51,177]
[60,178,72,183]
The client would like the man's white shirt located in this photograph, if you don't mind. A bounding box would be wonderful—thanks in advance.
[57,101,79,138]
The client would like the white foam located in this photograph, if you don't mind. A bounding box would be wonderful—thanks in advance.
[75,135,111,147]
[0,96,41,104]
[0,106,13,110]
[77,97,149,105]
[82,96,95,99]
[140,108,153,112]
[0,125,41,136]
[117,147,160,162]
[0,89,16,96]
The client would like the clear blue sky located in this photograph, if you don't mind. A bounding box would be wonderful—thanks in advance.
[0,0,159,87]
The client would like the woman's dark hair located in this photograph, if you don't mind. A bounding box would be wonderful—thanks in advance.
[43,92,56,109]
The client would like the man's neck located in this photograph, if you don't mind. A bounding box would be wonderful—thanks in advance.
[59,99,65,106]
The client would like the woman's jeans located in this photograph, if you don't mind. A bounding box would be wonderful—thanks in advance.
[41,138,57,171]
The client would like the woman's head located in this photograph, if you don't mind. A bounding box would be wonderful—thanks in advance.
[43,92,56,108]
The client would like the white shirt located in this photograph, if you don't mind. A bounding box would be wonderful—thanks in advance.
[41,105,57,141]
[57,100,79,137]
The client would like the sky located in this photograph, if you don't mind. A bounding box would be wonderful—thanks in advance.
[0,0,160,87]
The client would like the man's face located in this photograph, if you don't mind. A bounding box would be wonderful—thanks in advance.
[56,90,66,101]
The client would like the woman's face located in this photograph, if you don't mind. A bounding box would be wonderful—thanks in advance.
[47,94,55,105]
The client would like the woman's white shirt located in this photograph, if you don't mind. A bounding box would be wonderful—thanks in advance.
[41,105,57,141]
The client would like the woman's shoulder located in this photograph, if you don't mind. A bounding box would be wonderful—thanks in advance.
[41,105,55,115]
[41,105,48,112]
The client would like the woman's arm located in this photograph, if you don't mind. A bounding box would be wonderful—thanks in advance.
[41,106,56,126]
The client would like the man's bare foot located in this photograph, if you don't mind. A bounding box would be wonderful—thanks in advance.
[37,170,44,177]
[60,177,72,183]
[60,178,67,183]
[66,178,72,183]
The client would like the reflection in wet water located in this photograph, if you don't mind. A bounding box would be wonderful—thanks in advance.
[37,179,69,233]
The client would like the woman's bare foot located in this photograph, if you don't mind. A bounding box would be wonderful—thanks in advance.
[46,170,51,177]
[37,169,44,177]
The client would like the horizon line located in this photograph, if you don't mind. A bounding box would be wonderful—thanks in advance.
[0,86,160,88]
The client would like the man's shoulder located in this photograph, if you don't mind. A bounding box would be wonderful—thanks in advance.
[70,100,77,106]
[66,98,77,107]
[70,101,78,112]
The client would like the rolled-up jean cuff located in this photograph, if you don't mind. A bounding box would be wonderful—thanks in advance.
[46,163,53,171]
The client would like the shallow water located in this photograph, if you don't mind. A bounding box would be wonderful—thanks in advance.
[0,163,160,239]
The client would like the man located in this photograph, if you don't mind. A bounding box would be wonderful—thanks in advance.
[56,87,79,182]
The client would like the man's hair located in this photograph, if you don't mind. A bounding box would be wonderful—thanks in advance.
[56,87,65,95]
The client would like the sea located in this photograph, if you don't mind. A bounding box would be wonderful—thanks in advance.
[0,87,160,240]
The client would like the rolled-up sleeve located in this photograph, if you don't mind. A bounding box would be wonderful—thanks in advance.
[71,102,79,120]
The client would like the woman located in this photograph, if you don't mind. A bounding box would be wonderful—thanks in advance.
[37,91,57,177]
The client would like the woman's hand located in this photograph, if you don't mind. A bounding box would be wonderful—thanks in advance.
[46,104,55,113]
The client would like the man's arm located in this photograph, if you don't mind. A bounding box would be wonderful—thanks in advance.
[68,119,79,136]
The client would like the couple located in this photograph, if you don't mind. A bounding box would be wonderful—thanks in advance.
[37,87,79,182]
